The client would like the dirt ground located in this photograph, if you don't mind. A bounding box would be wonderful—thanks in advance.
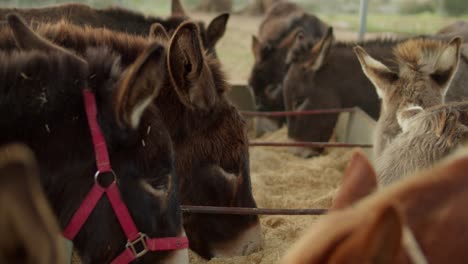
[189,127,353,263]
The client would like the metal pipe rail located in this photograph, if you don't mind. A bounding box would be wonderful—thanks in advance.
[249,141,373,148]
[241,108,355,117]
[181,205,327,215]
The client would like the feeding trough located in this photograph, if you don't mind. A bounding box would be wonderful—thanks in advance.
[227,83,256,111]
[334,107,376,162]
[226,84,376,162]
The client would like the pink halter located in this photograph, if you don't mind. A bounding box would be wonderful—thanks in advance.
[63,89,188,263]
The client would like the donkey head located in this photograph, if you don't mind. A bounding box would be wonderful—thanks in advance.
[355,37,462,130]
[5,14,187,263]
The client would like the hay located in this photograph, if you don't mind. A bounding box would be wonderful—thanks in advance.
[190,127,352,263]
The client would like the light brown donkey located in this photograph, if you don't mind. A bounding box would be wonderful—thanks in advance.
[354,37,462,157]
[0,144,66,264]
[282,146,468,263]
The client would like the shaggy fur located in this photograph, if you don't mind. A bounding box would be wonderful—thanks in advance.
[0,18,261,258]
[0,1,227,54]
[394,38,446,74]
[356,37,462,157]
[0,18,183,262]
[377,102,468,185]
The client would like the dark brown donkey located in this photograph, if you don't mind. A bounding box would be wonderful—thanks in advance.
[0,19,262,259]
[283,27,468,156]
[0,144,66,264]
[0,0,229,54]
[249,1,329,132]
[0,15,187,263]
[283,29,387,155]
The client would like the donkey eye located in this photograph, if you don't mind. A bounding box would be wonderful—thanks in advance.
[222,164,239,175]
[146,173,169,189]
[430,70,451,86]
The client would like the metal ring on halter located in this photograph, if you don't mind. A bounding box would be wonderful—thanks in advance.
[94,170,117,188]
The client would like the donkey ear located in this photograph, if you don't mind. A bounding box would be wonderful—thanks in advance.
[206,13,229,50]
[168,22,216,110]
[7,14,86,64]
[331,150,377,210]
[115,43,166,128]
[285,30,305,64]
[354,46,398,99]
[149,23,170,43]
[171,0,187,16]
[0,144,37,185]
[7,13,57,52]
[252,35,262,62]
[278,27,305,50]
[0,143,67,264]
[431,37,462,95]
[329,205,403,264]
[308,27,334,71]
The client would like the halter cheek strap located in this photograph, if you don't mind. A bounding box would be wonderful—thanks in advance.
[63,89,188,263]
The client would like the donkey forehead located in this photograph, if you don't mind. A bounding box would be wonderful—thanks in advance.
[393,78,441,96]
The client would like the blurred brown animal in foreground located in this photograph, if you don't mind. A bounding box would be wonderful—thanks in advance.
[283,146,468,263]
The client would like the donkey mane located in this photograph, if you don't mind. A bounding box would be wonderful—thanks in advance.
[334,36,405,49]
[99,5,164,24]
[394,38,448,73]
[0,3,184,42]
[30,20,227,95]
[288,36,404,65]
[0,19,149,67]
[35,20,148,66]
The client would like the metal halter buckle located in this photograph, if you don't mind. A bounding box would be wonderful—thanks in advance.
[94,170,117,188]
[126,233,149,259]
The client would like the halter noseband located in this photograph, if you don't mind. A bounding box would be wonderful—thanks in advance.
[63,89,188,263]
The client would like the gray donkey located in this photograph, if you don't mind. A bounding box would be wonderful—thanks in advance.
[354,37,463,157]
[377,102,468,185]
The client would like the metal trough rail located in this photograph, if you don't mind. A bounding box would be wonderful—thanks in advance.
[226,84,376,159]
[241,108,355,117]
[249,141,372,148]
[181,205,327,215]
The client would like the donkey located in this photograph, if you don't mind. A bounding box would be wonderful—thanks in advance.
[355,37,463,157]
[0,144,66,264]
[282,146,468,263]
[0,0,229,54]
[437,20,468,35]
[0,17,262,259]
[151,22,263,259]
[376,102,468,185]
[248,1,329,133]
[330,150,377,210]
[1,14,188,263]
[283,28,385,155]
